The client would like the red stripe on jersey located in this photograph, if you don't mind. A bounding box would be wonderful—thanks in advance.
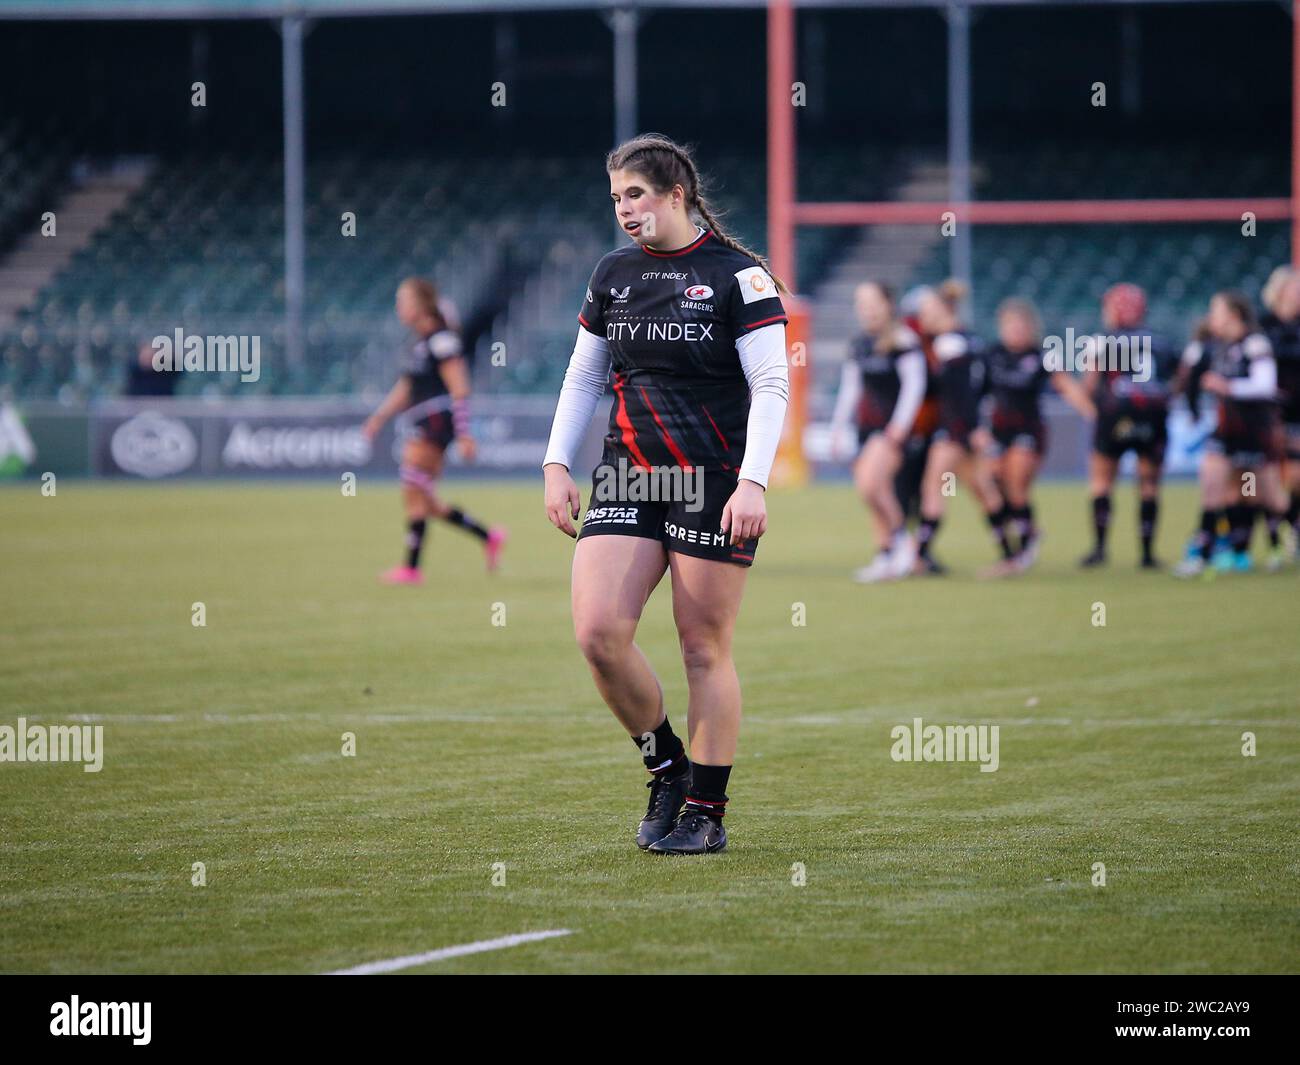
[730,552,754,561]
[611,374,654,469]
[701,404,731,451]
[638,385,694,471]
[578,312,592,329]
[641,230,712,258]
[743,314,787,331]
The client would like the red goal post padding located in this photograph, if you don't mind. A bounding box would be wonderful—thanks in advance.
[790,198,1293,227]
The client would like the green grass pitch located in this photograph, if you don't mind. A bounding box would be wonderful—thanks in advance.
[1,478,1297,974]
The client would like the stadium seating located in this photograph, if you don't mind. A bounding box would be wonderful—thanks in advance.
[0,141,1289,398]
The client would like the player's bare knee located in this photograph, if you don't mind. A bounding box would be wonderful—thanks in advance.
[678,630,726,676]
[574,621,630,671]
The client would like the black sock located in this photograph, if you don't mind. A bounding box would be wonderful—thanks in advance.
[1139,498,1158,562]
[445,507,489,541]
[634,717,686,775]
[685,762,731,820]
[405,519,427,569]
[987,505,1015,559]
[1288,491,1300,531]
[1091,494,1111,554]
[1196,508,1221,561]
[1265,509,1282,549]
[917,516,940,560]
[1010,504,1035,549]
[1228,504,1253,553]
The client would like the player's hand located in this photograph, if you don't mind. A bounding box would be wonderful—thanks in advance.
[721,478,767,546]
[361,416,383,442]
[457,435,477,462]
[544,463,582,538]
[1200,371,1229,396]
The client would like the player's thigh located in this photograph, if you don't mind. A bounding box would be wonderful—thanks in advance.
[668,552,747,662]
[1257,462,1288,510]
[571,534,669,650]
[1199,452,1230,505]
[926,439,966,489]
[403,436,443,477]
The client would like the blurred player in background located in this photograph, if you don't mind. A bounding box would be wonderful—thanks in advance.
[1079,283,1179,570]
[542,134,790,856]
[1173,291,1284,578]
[125,340,180,397]
[912,280,1007,574]
[982,298,1095,576]
[894,286,940,545]
[829,281,927,583]
[363,277,506,585]
[1259,266,1300,562]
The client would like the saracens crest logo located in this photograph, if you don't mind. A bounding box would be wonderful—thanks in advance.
[680,283,715,312]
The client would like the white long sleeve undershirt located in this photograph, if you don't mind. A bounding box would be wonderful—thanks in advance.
[541,323,790,489]
[888,351,928,436]
[1227,352,1277,400]
[542,326,611,472]
[734,323,790,489]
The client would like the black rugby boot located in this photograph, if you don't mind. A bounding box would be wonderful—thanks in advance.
[646,811,727,855]
[636,765,690,849]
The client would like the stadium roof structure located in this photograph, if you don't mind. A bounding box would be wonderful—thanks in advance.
[0,0,1272,20]
[6,0,1293,375]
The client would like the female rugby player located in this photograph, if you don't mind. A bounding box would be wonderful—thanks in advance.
[1078,284,1178,570]
[542,134,789,855]
[982,298,1095,576]
[1173,291,1285,578]
[912,281,1008,574]
[363,277,506,584]
[828,281,927,582]
[1259,267,1300,565]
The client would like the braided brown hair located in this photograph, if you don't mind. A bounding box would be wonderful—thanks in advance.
[606,133,789,295]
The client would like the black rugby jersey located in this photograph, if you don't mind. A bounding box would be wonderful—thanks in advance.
[578,229,787,471]
[1262,312,1300,423]
[400,328,462,410]
[847,325,925,432]
[987,344,1050,430]
[1211,331,1276,422]
[1093,329,1179,411]
[931,330,986,432]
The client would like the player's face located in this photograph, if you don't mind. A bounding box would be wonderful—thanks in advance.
[855,284,891,334]
[609,168,673,245]
[998,310,1035,351]
[395,285,421,328]
[917,292,950,335]
[1277,276,1300,321]
[1207,295,1243,341]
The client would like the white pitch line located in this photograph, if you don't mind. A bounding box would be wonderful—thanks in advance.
[326,929,574,975]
